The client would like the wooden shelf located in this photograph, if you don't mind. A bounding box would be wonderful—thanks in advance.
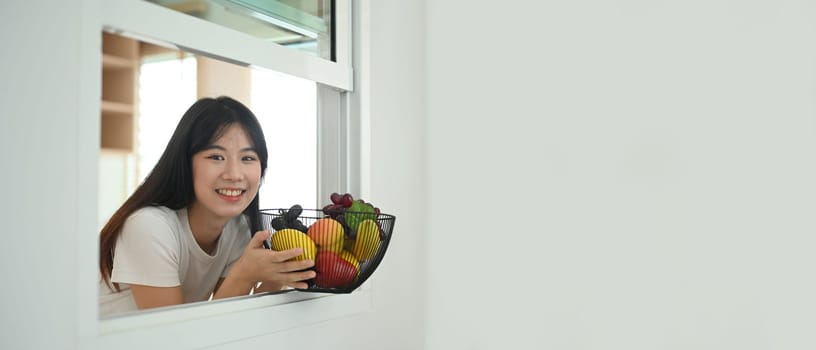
[100,32,139,152]
[100,32,141,231]
[101,100,134,115]
[100,146,133,155]
[102,53,135,70]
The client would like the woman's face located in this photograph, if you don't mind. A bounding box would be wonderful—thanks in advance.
[190,124,262,222]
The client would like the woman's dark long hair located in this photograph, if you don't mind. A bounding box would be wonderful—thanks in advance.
[100,96,268,291]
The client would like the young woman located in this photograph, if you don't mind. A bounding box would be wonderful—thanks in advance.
[99,96,315,317]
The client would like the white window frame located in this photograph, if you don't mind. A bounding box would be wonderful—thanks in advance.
[83,0,371,346]
[102,0,352,90]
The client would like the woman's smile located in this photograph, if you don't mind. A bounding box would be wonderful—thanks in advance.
[216,188,246,201]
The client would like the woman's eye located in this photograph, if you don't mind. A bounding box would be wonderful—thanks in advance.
[207,155,225,161]
[242,156,258,161]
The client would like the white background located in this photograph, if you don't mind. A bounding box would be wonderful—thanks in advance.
[3,0,816,349]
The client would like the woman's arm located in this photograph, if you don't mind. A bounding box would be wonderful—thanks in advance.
[212,231,315,300]
[213,278,284,295]
[110,208,190,310]
[129,284,184,310]
[252,281,285,294]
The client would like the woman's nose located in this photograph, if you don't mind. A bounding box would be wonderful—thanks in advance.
[221,159,242,180]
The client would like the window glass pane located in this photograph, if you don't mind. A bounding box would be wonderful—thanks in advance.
[137,56,198,186]
[251,68,317,210]
[146,0,333,60]
[136,56,317,212]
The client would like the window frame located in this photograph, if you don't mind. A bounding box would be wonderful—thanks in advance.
[103,0,352,90]
[86,0,369,344]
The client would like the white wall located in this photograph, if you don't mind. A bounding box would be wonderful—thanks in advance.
[425,1,816,349]
[0,2,96,349]
[11,0,815,349]
[0,0,425,349]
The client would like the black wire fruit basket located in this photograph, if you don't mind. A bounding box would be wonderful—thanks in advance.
[259,207,396,294]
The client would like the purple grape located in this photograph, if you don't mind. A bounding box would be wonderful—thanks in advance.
[325,205,338,216]
[330,192,342,205]
[341,193,354,208]
[322,204,333,216]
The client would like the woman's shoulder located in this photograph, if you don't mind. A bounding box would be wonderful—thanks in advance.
[130,205,177,219]
[125,206,182,230]
[120,206,184,247]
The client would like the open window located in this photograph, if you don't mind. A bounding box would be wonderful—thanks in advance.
[92,0,367,344]
[99,35,320,231]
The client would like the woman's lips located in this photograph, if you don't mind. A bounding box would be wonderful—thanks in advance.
[216,188,245,202]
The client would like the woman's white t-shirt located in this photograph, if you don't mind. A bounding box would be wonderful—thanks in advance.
[98,206,250,318]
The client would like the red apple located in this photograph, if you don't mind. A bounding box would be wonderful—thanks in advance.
[314,251,359,288]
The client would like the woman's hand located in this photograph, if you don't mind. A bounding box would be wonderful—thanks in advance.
[213,230,315,299]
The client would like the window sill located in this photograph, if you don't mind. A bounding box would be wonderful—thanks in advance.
[96,288,371,347]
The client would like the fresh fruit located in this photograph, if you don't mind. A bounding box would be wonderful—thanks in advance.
[322,203,345,217]
[346,200,377,235]
[307,217,345,252]
[339,250,360,270]
[330,192,342,205]
[314,250,359,288]
[270,229,317,261]
[284,204,303,222]
[340,193,354,208]
[344,237,355,252]
[322,193,383,238]
[323,192,352,219]
[271,204,308,233]
[351,219,381,262]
